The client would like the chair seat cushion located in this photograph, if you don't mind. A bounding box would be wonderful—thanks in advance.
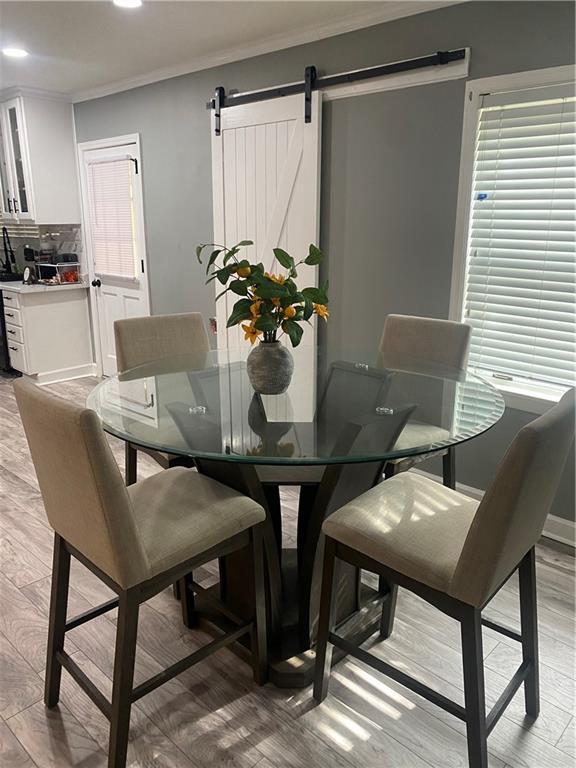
[128,467,265,579]
[256,464,325,485]
[323,473,478,594]
[388,423,450,468]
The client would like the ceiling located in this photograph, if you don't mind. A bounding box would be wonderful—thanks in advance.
[0,1,456,101]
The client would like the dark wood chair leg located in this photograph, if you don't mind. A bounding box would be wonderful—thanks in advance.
[251,525,268,685]
[45,534,71,708]
[179,572,196,629]
[461,606,488,768]
[313,537,338,703]
[109,589,140,768]
[519,547,540,717]
[383,463,396,480]
[443,446,456,489]
[379,582,398,639]
[172,581,181,600]
[125,443,137,486]
[378,465,397,594]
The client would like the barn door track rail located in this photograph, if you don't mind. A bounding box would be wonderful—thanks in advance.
[209,48,466,134]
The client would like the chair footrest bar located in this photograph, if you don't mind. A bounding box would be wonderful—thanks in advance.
[328,632,466,721]
[57,650,112,719]
[486,660,531,734]
[131,623,252,703]
[482,618,522,643]
[190,580,246,627]
[65,597,120,632]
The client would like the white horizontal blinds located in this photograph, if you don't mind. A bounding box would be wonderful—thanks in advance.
[87,156,138,279]
[463,83,576,389]
[453,379,503,439]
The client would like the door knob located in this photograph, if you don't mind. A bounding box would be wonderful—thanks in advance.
[91,279,102,288]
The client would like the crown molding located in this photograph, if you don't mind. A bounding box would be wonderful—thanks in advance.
[0,86,70,103]
[72,1,461,103]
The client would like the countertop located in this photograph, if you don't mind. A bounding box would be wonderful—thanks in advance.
[1,281,88,294]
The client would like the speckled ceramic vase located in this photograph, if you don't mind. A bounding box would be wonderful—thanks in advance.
[247,341,294,395]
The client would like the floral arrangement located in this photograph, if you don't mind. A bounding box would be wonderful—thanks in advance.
[196,240,329,347]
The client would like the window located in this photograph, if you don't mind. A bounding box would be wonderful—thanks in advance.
[457,79,575,400]
[87,156,139,279]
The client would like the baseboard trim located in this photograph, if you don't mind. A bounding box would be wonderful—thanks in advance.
[410,468,575,548]
[25,363,97,386]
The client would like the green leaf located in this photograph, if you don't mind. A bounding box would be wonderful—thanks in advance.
[284,319,304,348]
[301,286,327,304]
[227,298,252,327]
[254,315,278,332]
[216,265,235,285]
[252,282,288,299]
[236,239,254,247]
[229,279,249,296]
[273,248,294,270]
[303,298,314,321]
[196,244,205,263]
[304,244,324,266]
[223,247,239,265]
[205,249,222,274]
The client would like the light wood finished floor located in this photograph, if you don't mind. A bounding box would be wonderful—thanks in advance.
[0,375,574,768]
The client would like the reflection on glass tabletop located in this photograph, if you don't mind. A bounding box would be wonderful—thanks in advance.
[87,347,504,465]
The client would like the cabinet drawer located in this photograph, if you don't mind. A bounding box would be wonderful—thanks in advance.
[2,291,21,309]
[5,323,23,344]
[4,306,22,327]
[7,341,29,373]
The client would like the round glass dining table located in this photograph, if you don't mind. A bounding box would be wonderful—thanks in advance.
[88,346,504,687]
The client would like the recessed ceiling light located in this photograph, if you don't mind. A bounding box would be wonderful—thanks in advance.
[2,48,28,58]
[113,0,143,8]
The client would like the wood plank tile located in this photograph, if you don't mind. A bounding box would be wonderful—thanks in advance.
[556,718,575,758]
[0,530,50,588]
[0,720,36,768]
[56,652,200,768]
[6,700,107,768]
[0,572,77,673]
[0,634,43,720]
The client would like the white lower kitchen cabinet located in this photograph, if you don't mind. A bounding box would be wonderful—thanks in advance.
[2,284,94,384]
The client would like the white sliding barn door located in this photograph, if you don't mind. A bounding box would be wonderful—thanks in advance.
[211,93,321,421]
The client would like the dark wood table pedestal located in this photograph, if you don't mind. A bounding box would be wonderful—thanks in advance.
[193,457,389,688]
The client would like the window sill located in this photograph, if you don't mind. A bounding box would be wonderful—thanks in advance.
[490,378,565,415]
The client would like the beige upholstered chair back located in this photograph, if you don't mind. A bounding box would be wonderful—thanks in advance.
[451,389,575,607]
[380,314,471,370]
[114,313,210,373]
[14,379,149,588]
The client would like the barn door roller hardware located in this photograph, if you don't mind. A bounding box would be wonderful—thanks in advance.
[210,48,466,135]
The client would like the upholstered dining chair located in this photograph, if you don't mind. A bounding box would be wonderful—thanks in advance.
[14,379,268,768]
[313,389,574,768]
[379,313,471,488]
[114,312,210,485]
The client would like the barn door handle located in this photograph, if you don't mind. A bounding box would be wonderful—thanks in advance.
[13,198,19,214]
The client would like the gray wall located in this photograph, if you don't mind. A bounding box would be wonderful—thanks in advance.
[74,1,575,522]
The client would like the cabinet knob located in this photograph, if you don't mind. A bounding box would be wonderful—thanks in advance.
[91,279,102,288]
[9,346,17,351]
[7,329,15,334]
[5,312,14,317]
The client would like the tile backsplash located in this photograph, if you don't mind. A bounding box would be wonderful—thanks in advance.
[1,221,82,269]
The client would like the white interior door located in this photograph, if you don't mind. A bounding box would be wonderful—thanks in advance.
[79,137,150,377]
[211,93,322,420]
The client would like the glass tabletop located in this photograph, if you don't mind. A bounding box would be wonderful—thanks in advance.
[87,347,504,466]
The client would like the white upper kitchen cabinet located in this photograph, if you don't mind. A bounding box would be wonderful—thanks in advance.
[0,92,81,224]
